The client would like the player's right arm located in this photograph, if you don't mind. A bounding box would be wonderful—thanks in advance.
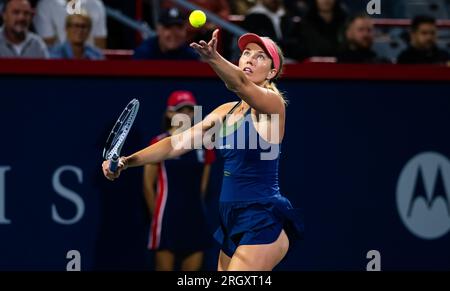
[102,102,236,181]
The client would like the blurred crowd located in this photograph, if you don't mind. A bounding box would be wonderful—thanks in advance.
[0,0,449,64]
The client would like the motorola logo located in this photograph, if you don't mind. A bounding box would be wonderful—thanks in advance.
[396,152,450,239]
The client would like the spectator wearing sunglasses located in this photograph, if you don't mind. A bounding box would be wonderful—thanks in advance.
[50,11,104,60]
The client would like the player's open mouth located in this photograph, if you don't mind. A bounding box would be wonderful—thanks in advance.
[243,67,253,74]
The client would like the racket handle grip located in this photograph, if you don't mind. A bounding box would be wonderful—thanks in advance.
[109,154,119,172]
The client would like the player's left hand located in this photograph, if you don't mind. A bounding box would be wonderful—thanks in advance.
[190,29,219,61]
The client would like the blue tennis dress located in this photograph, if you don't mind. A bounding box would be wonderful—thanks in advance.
[214,103,304,257]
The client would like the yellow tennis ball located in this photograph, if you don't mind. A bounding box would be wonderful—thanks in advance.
[189,10,206,28]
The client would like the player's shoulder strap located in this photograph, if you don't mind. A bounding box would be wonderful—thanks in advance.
[227,100,242,115]
[222,100,242,123]
[221,100,242,124]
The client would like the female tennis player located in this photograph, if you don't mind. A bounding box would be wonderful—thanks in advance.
[102,29,304,271]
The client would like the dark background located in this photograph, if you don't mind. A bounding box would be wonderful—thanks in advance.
[1,72,449,271]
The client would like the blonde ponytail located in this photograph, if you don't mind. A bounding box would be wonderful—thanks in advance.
[264,81,288,105]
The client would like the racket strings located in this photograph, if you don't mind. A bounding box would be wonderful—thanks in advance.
[104,101,140,160]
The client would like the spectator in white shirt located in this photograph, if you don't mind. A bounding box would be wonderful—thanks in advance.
[33,0,107,48]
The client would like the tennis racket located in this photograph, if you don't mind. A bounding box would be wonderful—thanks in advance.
[103,98,140,172]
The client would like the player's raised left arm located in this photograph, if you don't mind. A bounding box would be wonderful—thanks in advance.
[190,29,284,115]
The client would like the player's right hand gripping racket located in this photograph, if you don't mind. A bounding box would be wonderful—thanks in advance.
[103,98,140,172]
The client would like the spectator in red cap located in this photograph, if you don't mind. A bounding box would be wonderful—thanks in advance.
[143,90,215,271]
[103,30,304,271]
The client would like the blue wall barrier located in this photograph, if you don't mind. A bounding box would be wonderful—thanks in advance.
[1,61,450,270]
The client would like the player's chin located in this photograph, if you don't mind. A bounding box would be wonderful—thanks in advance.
[246,75,261,84]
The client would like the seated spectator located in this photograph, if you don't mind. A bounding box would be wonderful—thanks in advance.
[397,15,449,64]
[242,0,290,44]
[283,0,308,17]
[162,0,230,43]
[133,8,199,60]
[50,11,104,60]
[230,0,256,15]
[0,0,48,58]
[33,0,107,49]
[338,14,388,63]
[286,0,348,61]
